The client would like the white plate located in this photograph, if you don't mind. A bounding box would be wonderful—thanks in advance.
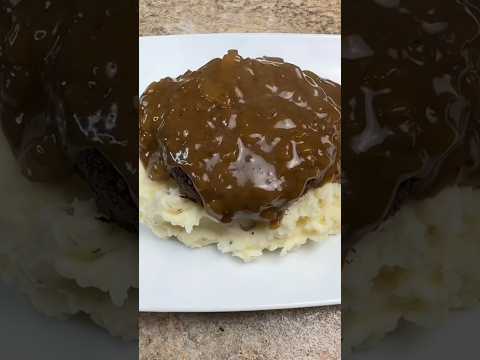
[139,33,341,312]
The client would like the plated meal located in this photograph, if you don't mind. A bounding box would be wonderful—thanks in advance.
[139,50,341,261]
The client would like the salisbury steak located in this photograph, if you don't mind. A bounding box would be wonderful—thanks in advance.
[140,50,341,226]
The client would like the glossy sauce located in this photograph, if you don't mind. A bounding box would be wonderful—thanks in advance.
[140,50,341,225]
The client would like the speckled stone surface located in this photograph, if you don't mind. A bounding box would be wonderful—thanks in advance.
[140,307,341,360]
[140,0,340,36]
[139,1,341,359]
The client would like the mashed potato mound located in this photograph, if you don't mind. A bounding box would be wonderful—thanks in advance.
[139,164,340,261]
[343,186,480,355]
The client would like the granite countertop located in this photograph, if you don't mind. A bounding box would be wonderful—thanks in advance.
[140,0,340,36]
[140,307,341,360]
[139,1,341,359]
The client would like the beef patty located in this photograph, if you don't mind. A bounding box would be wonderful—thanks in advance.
[140,50,341,225]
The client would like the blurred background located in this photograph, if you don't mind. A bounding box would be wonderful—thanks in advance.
[342,1,480,359]
[0,1,138,358]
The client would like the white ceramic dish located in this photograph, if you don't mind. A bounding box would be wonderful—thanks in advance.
[139,33,341,312]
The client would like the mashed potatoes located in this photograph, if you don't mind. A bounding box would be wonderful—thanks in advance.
[139,164,340,261]
[0,136,138,339]
[343,186,480,354]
